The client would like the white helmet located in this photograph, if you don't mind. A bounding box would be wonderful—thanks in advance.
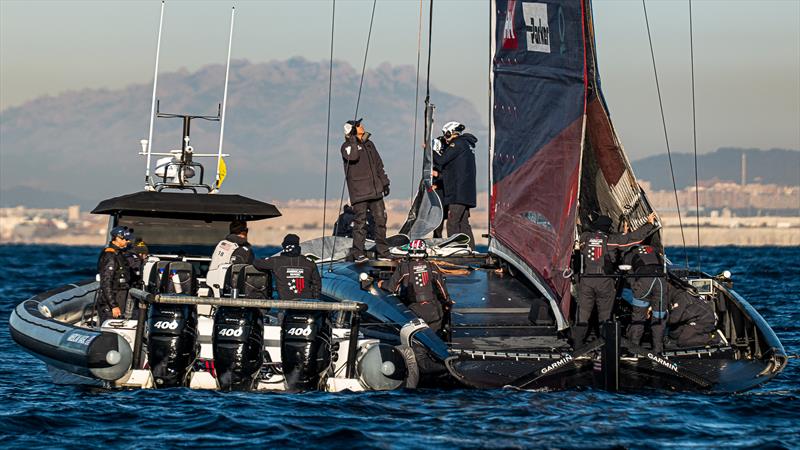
[442,121,465,139]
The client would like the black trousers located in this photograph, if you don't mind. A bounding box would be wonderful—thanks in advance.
[626,277,667,353]
[572,277,616,346]
[433,205,448,238]
[352,198,388,258]
[446,204,475,250]
[409,300,443,334]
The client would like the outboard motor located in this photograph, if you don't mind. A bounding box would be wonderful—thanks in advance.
[281,311,332,390]
[212,265,268,391]
[147,262,199,387]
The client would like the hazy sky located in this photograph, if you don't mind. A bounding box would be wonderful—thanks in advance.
[1,0,799,160]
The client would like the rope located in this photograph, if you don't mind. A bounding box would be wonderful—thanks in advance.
[689,0,701,272]
[409,0,424,205]
[320,0,336,274]
[642,0,689,268]
[329,0,378,271]
[425,0,433,102]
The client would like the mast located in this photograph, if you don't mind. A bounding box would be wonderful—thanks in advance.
[144,1,165,191]
[214,6,235,193]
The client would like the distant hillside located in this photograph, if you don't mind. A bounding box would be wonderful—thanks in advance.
[632,148,800,190]
[0,58,484,206]
[0,186,87,209]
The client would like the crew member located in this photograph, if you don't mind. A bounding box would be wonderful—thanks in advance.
[431,136,447,239]
[666,284,719,348]
[96,226,133,324]
[341,118,390,262]
[572,212,658,349]
[126,238,150,289]
[432,122,477,249]
[624,244,668,354]
[209,220,254,272]
[379,239,451,334]
[254,234,321,299]
[333,204,355,238]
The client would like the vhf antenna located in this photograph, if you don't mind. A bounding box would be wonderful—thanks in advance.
[214,6,235,194]
[143,1,165,191]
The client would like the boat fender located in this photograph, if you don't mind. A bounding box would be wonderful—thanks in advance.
[356,343,409,391]
[394,344,419,388]
[400,319,428,348]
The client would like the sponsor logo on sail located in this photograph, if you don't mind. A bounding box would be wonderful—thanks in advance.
[540,354,573,374]
[522,3,550,53]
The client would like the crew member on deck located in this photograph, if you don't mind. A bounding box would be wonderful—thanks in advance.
[572,212,657,349]
[624,244,668,354]
[379,239,451,334]
[96,226,133,324]
[340,118,391,263]
[254,234,321,299]
[666,283,719,348]
[125,238,150,290]
[209,220,254,272]
[432,122,477,249]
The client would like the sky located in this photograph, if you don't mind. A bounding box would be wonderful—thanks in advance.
[1,0,799,161]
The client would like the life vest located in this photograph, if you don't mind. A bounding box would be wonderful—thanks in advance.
[209,239,239,272]
[631,245,661,273]
[581,232,610,275]
[98,246,130,291]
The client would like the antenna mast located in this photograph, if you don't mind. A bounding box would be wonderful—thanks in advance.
[143,1,165,191]
[214,6,235,193]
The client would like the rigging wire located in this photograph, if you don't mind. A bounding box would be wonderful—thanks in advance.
[689,0,701,272]
[642,0,690,268]
[409,0,424,205]
[425,0,433,102]
[329,0,378,270]
[320,0,336,273]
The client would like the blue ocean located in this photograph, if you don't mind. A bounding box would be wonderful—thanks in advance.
[1,245,797,448]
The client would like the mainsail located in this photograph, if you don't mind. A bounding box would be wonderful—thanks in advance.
[489,0,657,321]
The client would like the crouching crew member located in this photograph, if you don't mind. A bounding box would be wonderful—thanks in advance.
[625,244,668,354]
[209,220,254,272]
[379,240,451,334]
[667,285,719,348]
[254,234,321,299]
[341,118,391,263]
[96,226,133,324]
[572,212,657,349]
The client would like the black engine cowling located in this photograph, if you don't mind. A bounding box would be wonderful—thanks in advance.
[281,311,332,390]
[213,307,264,391]
[147,303,198,387]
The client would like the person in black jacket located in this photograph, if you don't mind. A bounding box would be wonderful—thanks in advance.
[432,122,477,249]
[666,284,719,348]
[125,239,150,290]
[624,244,668,354]
[96,226,133,324]
[209,220,254,272]
[254,234,321,299]
[572,213,657,349]
[340,118,390,262]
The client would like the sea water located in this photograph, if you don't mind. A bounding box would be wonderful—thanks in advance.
[0,245,797,448]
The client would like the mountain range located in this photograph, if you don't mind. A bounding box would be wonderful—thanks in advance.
[1,59,797,209]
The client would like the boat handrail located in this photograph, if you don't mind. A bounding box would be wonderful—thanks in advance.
[128,289,367,312]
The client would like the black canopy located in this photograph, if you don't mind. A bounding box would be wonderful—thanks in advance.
[91,191,281,221]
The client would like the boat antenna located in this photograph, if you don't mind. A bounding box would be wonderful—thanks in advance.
[144,1,165,191]
[409,0,424,205]
[320,0,337,274]
[329,0,378,271]
[214,6,236,194]
[642,0,689,268]
[689,0,701,271]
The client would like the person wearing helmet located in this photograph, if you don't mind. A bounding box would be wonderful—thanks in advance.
[254,234,321,300]
[95,226,134,324]
[125,238,151,290]
[340,118,391,263]
[432,121,478,249]
[572,212,658,350]
[379,239,451,334]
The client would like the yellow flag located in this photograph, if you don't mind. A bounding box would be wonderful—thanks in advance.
[217,157,227,189]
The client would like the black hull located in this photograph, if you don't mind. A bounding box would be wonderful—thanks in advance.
[321,256,787,393]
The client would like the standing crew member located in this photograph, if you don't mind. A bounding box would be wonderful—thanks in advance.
[624,244,668,354]
[572,212,658,349]
[432,122,477,249]
[209,220,254,271]
[96,226,133,324]
[340,118,391,263]
[254,234,321,299]
[379,239,451,334]
[431,136,448,239]
[126,239,150,290]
